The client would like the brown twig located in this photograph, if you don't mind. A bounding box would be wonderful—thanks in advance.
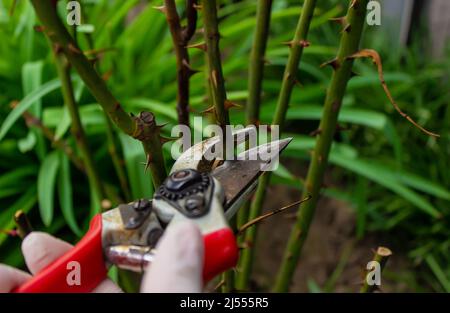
[9,0,17,16]
[183,0,198,41]
[10,101,85,171]
[348,49,440,138]
[14,210,33,239]
[201,0,230,129]
[162,0,198,126]
[213,278,226,291]
[237,195,312,236]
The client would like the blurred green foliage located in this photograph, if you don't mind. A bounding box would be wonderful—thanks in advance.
[0,0,448,292]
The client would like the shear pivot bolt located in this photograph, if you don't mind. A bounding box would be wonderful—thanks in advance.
[185,196,204,213]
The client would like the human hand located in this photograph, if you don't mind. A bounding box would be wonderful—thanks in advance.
[0,221,204,293]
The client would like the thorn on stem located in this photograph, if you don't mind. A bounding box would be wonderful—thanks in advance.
[299,40,311,47]
[342,24,352,33]
[287,73,303,88]
[182,59,201,77]
[53,43,64,54]
[102,69,113,81]
[350,0,359,10]
[152,5,167,14]
[144,154,153,173]
[320,58,340,70]
[224,100,243,110]
[34,25,46,32]
[186,42,207,51]
[282,40,310,48]
[329,16,347,25]
[350,70,359,78]
[211,70,218,88]
[160,136,177,145]
[263,58,271,65]
[201,105,215,115]
[332,100,341,112]
[68,43,82,54]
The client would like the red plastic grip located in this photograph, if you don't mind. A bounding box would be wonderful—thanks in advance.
[15,214,107,293]
[202,228,239,282]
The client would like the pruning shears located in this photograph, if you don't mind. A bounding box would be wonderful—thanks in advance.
[15,127,291,293]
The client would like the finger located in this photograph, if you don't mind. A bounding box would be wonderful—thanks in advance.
[93,279,123,293]
[21,232,72,275]
[141,221,204,293]
[0,265,32,293]
[22,232,122,293]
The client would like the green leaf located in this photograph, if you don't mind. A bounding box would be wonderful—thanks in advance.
[21,60,46,158]
[54,77,84,140]
[286,138,441,218]
[396,171,450,201]
[0,78,61,141]
[89,182,101,219]
[18,131,36,152]
[57,152,82,236]
[37,151,60,226]
[307,278,322,293]
[0,187,37,247]
[125,98,177,121]
[54,106,71,140]
[77,24,95,33]
[44,104,104,128]
[0,166,36,189]
[329,154,441,218]
[425,254,450,292]
[274,163,296,181]
[22,61,44,115]
[118,133,153,200]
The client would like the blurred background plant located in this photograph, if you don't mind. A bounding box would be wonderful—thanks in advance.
[0,0,448,292]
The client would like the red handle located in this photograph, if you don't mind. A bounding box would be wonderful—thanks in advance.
[202,228,239,282]
[14,214,107,293]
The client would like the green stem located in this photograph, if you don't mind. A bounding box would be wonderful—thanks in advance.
[272,0,317,129]
[201,0,229,128]
[360,247,392,293]
[221,270,235,293]
[237,0,273,234]
[30,0,167,187]
[235,173,269,290]
[246,0,273,126]
[19,107,122,204]
[18,107,85,172]
[104,114,131,201]
[235,0,317,291]
[274,0,369,292]
[222,215,237,292]
[53,51,106,204]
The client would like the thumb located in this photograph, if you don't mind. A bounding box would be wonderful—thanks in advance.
[141,221,204,293]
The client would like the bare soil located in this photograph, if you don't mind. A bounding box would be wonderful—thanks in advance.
[246,161,413,293]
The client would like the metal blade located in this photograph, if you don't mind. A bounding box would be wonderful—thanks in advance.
[212,138,292,215]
